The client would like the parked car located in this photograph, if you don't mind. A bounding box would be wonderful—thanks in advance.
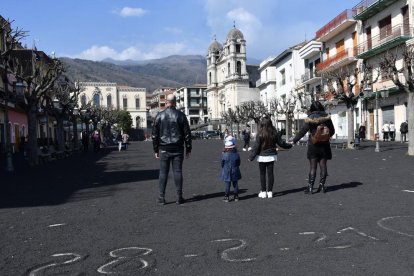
[205,130,220,139]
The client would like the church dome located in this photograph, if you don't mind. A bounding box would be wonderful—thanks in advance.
[208,40,223,53]
[226,27,244,41]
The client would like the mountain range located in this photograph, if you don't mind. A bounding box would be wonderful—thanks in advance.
[61,55,207,93]
[61,55,262,93]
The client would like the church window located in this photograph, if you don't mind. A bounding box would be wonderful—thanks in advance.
[209,72,212,84]
[135,98,140,109]
[228,63,231,76]
[81,94,87,107]
[236,61,241,75]
[236,44,241,53]
[93,93,101,107]
[123,98,128,109]
[107,94,112,107]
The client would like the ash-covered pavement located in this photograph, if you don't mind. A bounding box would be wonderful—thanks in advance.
[1,139,414,275]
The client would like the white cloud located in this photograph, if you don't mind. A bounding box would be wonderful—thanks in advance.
[114,7,147,17]
[72,42,196,61]
[164,27,183,35]
[226,8,262,43]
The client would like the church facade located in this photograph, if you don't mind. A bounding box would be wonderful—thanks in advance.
[206,26,259,128]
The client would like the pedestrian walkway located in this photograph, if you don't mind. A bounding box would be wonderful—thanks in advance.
[0,140,413,275]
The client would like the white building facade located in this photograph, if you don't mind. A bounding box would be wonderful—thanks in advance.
[206,26,260,128]
[353,0,411,141]
[78,82,147,129]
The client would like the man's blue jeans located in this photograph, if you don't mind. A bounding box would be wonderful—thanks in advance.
[159,150,184,199]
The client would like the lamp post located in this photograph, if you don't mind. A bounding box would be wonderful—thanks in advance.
[373,87,389,152]
[285,104,295,141]
[71,106,79,150]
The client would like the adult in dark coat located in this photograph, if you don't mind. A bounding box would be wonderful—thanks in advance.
[152,94,192,205]
[400,120,408,142]
[358,124,366,141]
[292,101,335,194]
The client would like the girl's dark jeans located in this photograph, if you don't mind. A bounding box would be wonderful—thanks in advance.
[259,161,274,192]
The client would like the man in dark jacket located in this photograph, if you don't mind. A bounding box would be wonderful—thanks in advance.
[400,120,408,143]
[152,94,192,205]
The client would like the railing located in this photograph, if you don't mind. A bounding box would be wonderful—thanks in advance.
[316,9,354,39]
[316,48,356,72]
[356,24,412,56]
[301,68,318,82]
[352,0,377,16]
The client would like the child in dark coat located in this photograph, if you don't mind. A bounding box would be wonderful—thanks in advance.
[220,135,241,202]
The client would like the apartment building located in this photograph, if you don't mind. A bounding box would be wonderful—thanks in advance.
[148,87,175,119]
[316,8,360,138]
[354,0,411,140]
[292,0,411,141]
[175,84,208,126]
[259,42,306,132]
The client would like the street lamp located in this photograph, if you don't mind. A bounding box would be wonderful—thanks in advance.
[374,86,389,152]
[284,103,296,141]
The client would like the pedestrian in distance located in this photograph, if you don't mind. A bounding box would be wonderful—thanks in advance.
[81,130,89,153]
[122,132,130,150]
[242,127,251,151]
[220,135,241,202]
[116,133,122,151]
[92,130,101,152]
[382,122,390,141]
[291,101,335,194]
[152,94,192,205]
[248,116,292,199]
[358,124,366,142]
[400,120,408,143]
[389,121,396,141]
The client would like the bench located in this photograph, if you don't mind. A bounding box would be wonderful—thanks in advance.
[330,136,347,149]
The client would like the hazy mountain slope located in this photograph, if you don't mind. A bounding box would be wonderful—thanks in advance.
[60,55,207,92]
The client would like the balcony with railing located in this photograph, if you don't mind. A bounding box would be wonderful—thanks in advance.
[356,24,413,59]
[301,68,321,85]
[353,0,399,21]
[316,48,357,72]
[256,77,276,88]
[316,9,356,42]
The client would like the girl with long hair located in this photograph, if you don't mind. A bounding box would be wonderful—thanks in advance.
[248,116,292,198]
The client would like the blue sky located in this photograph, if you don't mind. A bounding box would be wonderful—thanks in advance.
[1,0,355,61]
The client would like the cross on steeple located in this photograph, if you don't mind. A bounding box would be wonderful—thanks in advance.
[233,21,236,28]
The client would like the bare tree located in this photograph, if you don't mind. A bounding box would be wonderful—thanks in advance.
[322,65,360,149]
[41,76,80,152]
[12,50,64,165]
[0,18,27,171]
[240,101,269,125]
[379,47,414,155]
